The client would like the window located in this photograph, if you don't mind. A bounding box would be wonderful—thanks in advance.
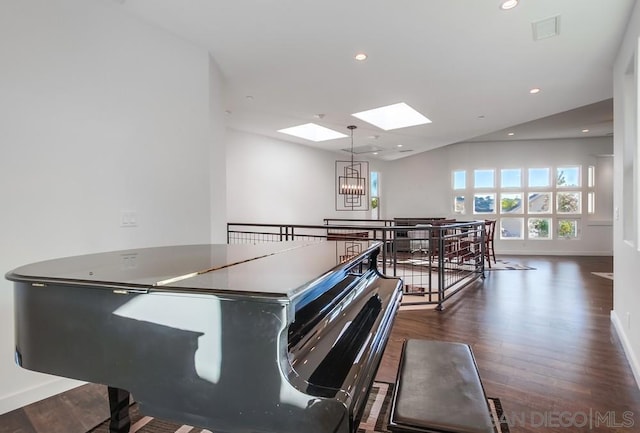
[474,193,496,214]
[587,165,595,188]
[500,192,523,214]
[587,192,595,214]
[557,219,580,239]
[556,166,580,187]
[528,192,552,214]
[452,164,587,241]
[371,171,380,219]
[557,192,581,214]
[453,170,466,190]
[454,195,465,214]
[500,192,524,213]
[528,168,550,188]
[501,169,521,188]
[500,218,524,239]
[528,218,552,239]
[587,165,595,215]
[474,169,494,188]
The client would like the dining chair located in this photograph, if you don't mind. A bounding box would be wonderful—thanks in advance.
[484,220,497,267]
[429,219,458,261]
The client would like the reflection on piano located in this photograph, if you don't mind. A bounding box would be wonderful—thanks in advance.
[6,241,402,433]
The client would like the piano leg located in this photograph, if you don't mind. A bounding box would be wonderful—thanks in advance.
[107,387,131,433]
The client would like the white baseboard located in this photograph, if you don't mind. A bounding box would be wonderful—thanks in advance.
[0,377,84,415]
[611,310,640,390]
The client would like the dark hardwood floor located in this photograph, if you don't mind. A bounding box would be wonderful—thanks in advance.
[2,255,638,433]
[378,255,640,433]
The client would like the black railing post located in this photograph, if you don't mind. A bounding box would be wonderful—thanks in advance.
[480,222,487,279]
[391,228,398,277]
[437,226,445,311]
[381,229,387,275]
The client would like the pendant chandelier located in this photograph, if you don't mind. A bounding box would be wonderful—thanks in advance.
[338,125,366,196]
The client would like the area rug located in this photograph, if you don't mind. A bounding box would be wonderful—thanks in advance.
[88,382,509,433]
[592,271,614,281]
[398,258,534,271]
[486,259,534,271]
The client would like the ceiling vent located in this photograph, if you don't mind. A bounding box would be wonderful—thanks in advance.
[532,15,560,41]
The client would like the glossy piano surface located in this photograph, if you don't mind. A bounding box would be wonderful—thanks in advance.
[6,241,402,433]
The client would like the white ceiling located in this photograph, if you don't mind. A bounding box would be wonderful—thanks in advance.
[118,0,633,160]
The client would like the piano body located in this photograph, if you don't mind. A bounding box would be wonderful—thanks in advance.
[6,241,402,433]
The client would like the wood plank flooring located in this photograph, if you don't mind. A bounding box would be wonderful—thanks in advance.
[378,255,640,433]
[2,255,639,433]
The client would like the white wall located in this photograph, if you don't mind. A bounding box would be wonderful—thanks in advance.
[612,0,640,389]
[383,137,614,255]
[383,145,452,219]
[208,55,228,243]
[0,0,222,413]
[226,130,383,225]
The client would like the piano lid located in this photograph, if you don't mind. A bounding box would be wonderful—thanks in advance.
[6,241,381,300]
[5,242,309,288]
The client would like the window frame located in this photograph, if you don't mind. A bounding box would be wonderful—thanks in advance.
[453,164,588,241]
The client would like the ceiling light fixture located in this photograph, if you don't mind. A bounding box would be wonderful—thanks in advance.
[529,88,541,94]
[582,129,590,133]
[354,53,368,61]
[508,132,515,136]
[338,125,366,196]
[500,0,518,10]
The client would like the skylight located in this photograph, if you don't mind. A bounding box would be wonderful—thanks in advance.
[277,123,347,142]
[351,103,431,131]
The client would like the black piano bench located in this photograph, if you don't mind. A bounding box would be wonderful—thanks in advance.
[389,339,495,433]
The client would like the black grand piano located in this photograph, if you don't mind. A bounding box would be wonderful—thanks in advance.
[6,240,402,433]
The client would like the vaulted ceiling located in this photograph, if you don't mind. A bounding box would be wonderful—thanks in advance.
[118,0,632,160]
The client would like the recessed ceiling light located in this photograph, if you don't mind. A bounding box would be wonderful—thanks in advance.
[500,0,518,10]
[373,152,379,155]
[397,144,403,148]
[582,129,590,133]
[508,132,515,136]
[352,102,432,131]
[354,53,368,61]
[529,88,541,94]
[277,123,347,142]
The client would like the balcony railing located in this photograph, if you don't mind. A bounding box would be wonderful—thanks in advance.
[227,219,486,310]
